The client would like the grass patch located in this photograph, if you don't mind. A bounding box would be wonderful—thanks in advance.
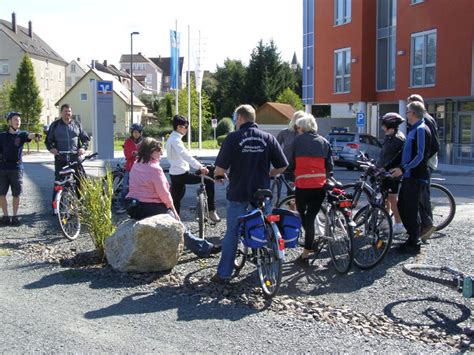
[0,248,11,256]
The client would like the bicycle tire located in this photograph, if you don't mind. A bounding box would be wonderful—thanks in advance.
[430,183,456,231]
[327,207,354,274]
[234,239,248,272]
[257,225,282,299]
[342,183,372,212]
[402,264,460,287]
[353,205,393,269]
[56,188,81,241]
[196,193,207,239]
[277,195,297,211]
[111,171,124,209]
[270,177,282,207]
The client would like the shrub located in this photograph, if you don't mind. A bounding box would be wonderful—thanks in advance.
[217,134,227,146]
[143,125,173,139]
[78,171,116,261]
[216,117,234,137]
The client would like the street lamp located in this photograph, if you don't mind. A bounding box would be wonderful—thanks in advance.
[130,31,139,127]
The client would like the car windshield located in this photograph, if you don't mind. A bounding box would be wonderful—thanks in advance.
[328,134,355,143]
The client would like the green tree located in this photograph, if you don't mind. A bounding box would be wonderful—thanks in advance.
[276,87,304,111]
[245,40,296,108]
[212,59,247,118]
[0,80,13,130]
[139,93,160,113]
[10,54,43,132]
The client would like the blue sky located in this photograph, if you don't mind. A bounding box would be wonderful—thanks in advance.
[1,0,303,71]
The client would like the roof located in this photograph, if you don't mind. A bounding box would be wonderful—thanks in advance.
[56,68,145,107]
[0,19,67,64]
[149,57,184,77]
[69,59,89,73]
[257,102,296,120]
[119,53,163,72]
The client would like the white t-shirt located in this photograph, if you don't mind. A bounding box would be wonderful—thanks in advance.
[165,131,202,175]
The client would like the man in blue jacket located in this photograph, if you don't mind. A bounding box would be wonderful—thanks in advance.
[390,101,431,254]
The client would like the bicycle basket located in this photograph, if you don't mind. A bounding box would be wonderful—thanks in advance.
[272,208,301,248]
[237,209,266,248]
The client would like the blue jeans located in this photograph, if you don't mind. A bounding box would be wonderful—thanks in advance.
[120,171,130,207]
[216,199,272,279]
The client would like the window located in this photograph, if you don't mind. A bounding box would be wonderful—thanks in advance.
[46,79,49,90]
[66,77,72,87]
[410,29,437,87]
[71,64,76,73]
[334,48,351,93]
[80,93,88,101]
[0,61,8,75]
[303,0,314,105]
[376,0,396,91]
[411,0,424,4]
[133,63,145,71]
[335,0,351,26]
[58,71,62,81]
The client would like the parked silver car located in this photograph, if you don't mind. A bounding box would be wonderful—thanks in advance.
[327,132,382,170]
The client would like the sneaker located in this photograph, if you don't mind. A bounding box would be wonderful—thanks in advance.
[10,216,20,226]
[295,254,310,267]
[421,225,436,243]
[393,223,406,235]
[397,241,421,255]
[210,274,230,285]
[209,245,221,255]
[209,210,221,223]
[0,216,10,226]
[116,207,127,214]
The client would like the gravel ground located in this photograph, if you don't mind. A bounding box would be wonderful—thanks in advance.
[0,158,472,352]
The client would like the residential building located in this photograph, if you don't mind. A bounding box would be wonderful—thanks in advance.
[256,102,296,137]
[0,13,67,125]
[303,0,474,165]
[149,56,185,92]
[66,58,89,91]
[56,68,146,136]
[119,53,163,95]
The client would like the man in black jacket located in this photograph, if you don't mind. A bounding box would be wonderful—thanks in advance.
[407,94,439,242]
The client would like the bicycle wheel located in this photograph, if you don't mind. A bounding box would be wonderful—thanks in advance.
[111,171,124,210]
[270,177,282,207]
[277,195,297,211]
[196,193,207,239]
[353,205,393,269]
[430,183,456,231]
[342,183,372,212]
[56,187,81,240]
[327,207,354,274]
[257,226,282,299]
[402,264,461,287]
[234,238,248,272]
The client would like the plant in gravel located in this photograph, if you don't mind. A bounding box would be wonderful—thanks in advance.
[77,171,116,261]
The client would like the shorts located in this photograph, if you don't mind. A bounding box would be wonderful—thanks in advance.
[0,169,23,197]
[382,178,400,194]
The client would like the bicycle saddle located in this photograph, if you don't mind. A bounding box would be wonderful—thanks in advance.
[323,179,343,190]
[253,189,273,200]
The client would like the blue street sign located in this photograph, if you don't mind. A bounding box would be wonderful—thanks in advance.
[356,112,365,127]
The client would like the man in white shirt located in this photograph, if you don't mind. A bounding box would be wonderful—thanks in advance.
[166,115,220,222]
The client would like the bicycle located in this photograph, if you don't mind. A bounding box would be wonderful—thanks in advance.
[270,173,295,207]
[194,167,219,239]
[233,189,287,299]
[110,159,125,211]
[277,177,355,274]
[403,264,473,298]
[53,152,98,240]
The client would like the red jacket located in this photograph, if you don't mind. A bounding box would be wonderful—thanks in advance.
[123,137,142,171]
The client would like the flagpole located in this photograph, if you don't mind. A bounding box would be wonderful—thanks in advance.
[175,19,179,115]
[187,25,191,149]
[198,30,202,150]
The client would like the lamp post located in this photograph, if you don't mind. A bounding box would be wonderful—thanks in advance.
[130,31,139,127]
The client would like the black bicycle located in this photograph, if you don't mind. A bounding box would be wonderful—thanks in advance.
[194,167,218,239]
[234,189,285,299]
[403,264,473,298]
[110,159,125,211]
[270,174,295,207]
[53,152,98,240]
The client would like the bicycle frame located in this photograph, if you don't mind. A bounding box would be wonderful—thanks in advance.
[272,174,295,206]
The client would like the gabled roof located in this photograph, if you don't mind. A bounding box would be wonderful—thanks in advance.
[69,59,89,73]
[119,53,163,73]
[149,56,184,77]
[56,68,145,107]
[0,19,67,64]
[257,102,296,120]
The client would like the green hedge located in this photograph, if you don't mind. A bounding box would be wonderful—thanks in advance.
[143,125,173,139]
[216,117,234,137]
[217,135,227,146]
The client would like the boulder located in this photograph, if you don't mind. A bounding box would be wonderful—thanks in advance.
[105,214,184,272]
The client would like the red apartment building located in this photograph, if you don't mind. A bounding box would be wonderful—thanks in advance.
[303,0,474,165]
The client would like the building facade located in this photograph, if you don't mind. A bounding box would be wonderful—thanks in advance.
[119,53,163,95]
[303,0,474,165]
[65,58,89,91]
[0,13,67,125]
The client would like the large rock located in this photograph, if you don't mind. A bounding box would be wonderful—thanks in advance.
[105,214,184,272]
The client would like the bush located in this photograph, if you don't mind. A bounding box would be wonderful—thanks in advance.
[143,125,173,139]
[217,135,227,146]
[216,117,234,137]
[78,172,116,261]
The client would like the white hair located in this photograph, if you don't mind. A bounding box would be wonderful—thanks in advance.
[288,110,306,132]
[296,114,318,133]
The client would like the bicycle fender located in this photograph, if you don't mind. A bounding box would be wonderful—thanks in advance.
[270,222,285,261]
[348,220,356,227]
[463,276,473,298]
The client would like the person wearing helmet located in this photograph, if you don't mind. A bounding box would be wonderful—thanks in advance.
[118,123,144,212]
[166,114,220,222]
[0,112,42,226]
[376,112,406,235]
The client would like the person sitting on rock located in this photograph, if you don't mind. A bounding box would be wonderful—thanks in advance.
[125,137,220,258]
